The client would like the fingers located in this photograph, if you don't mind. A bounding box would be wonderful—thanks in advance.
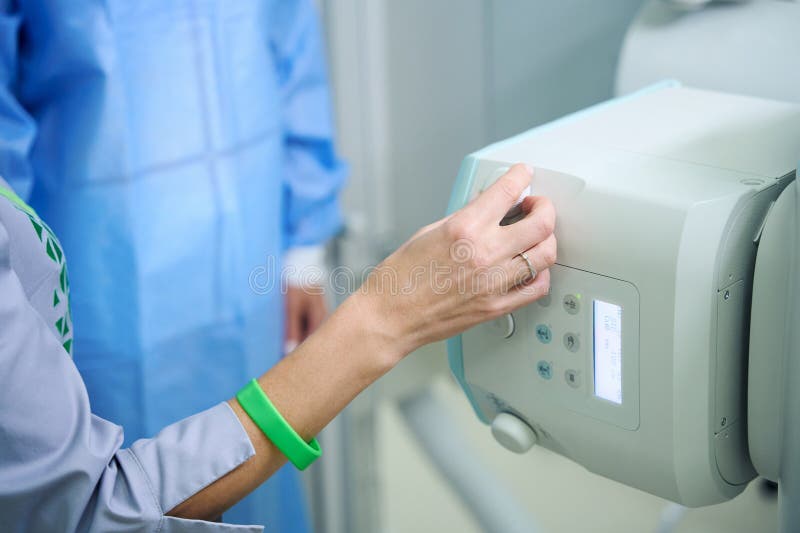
[498,268,552,311]
[283,286,305,355]
[503,195,556,255]
[455,165,554,263]
[284,293,302,355]
[508,234,557,287]
[463,163,532,224]
[285,291,328,356]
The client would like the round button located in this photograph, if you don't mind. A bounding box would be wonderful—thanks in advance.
[563,294,580,315]
[536,360,553,380]
[538,292,552,307]
[491,412,538,454]
[563,332,580,352]
[535,324,552,344]
[488,314,515,338]
[564,369,581,388]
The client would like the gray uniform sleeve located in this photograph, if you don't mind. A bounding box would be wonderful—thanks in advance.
[0,217,262,532]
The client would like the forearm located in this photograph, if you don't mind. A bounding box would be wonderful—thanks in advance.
[167,293,405,520]
[168,164,554,522]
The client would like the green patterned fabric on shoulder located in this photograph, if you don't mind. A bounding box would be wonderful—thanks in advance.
[0,186,73,355]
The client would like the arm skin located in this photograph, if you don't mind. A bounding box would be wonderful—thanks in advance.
[168,164,558,521]
[168,293,402,520]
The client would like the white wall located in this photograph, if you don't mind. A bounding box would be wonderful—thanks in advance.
[383,0,489,242]
[486,0,643,139]
[326,0,644,254]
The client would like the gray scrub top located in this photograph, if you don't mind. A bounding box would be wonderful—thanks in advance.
[0,179,264,532]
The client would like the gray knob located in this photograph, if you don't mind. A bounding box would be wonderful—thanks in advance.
[491,413,538,454]
[488,314,515,339]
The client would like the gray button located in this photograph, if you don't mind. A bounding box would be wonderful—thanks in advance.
[563,294,580,315]
[563,332,580,352]
[564,369,581,388]
[489,314,515,338]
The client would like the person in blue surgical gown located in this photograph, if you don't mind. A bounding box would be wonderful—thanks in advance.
[0,1,346,529]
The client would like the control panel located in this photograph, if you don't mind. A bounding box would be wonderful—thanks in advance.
[462,264,640,431]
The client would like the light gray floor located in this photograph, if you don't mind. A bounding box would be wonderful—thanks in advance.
[377,376,777,533]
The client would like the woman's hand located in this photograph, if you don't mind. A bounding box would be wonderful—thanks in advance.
[355,163,556,361]
[171,163,555,521]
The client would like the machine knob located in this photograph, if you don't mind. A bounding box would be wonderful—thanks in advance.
[482,166,532,223]
[488,313,515,338]
[491,412,538,454]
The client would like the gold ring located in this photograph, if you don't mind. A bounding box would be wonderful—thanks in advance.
[518,251,537,281]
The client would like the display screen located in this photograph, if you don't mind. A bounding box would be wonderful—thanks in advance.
[593,300,623,404]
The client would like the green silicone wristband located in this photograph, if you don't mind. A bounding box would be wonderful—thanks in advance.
[236,378,322,470]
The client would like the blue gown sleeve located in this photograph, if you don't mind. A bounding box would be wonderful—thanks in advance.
[271,0,347,249]
[0,217,262,532]
[0,1,36,201]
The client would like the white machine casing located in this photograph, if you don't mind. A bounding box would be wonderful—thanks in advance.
[446,84,800,506]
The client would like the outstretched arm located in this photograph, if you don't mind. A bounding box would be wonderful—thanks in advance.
[168,165,557,520]
[0,165,553,531]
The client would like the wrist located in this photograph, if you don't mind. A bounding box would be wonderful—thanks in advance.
[338,290,415,373]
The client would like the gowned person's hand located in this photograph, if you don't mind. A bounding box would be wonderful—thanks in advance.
[284,286,327,354]
[354,163,556,361]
